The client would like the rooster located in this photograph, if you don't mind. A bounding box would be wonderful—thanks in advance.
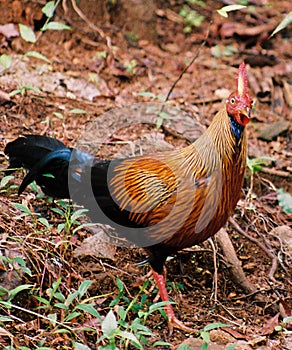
[4,63,252,332]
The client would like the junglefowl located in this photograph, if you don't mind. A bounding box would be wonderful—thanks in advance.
[4,63,253,332]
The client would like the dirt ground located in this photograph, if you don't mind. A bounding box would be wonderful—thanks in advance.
[0,1,291,349]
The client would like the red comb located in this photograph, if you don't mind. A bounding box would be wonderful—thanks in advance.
[237,62,248,97]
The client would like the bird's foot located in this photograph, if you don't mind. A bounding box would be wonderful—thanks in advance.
[168,315,197,335]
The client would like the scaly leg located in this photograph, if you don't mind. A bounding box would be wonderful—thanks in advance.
[151,268,196,334]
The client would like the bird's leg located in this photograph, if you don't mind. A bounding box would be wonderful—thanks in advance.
[151,268,196,334]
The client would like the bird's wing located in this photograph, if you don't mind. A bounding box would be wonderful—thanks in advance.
[109,156,178,224]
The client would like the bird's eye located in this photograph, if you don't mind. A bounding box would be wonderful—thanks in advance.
[230,98,235,104]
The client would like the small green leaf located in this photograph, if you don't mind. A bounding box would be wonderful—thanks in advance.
[25,51,51,63]
[38,217,51,228]
[56,200,69,209]
[117,330,142,347]
[19,24,36,43]
[283,316,292,324]
[204,322,229,331]
[73,342,91,350]
[53,112,64,119]
[0,300,12,308]
[102,310,117,336]
[226,344,237,350]
[47,313,57,326]
[0,54,12,69]
[77,280,92,298]
[138,91,156,99]
[42,1,56,18]
[217,5,246,18]
[152,341,171,347]
[176,345,194,350]
[57,223,65,232]
[271,11,292,37]
[35,295,50,306]
[0,175,14,188]
[69,108,87,114]
[277,188,292,214]
[52,207,65,216]
[201,343,209,350]
[118,305,127,321]
[200,330,210,343]
[76,303,101,319]
[12,202,34,215]
[65,290,79,306]
[64,311,80,322]
[246,156,274,174]
[42,21,71,31]
[0,315,13,322]
[29,181,39,193]
[54,302,68,310]
[54,292,66,302]
[116,276,124,294]
[149,301,173,314]
[71,208,88,221]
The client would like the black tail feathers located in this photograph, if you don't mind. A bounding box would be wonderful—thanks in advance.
[4,135,71,198]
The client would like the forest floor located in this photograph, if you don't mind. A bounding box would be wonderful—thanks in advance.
[0,1,291,349]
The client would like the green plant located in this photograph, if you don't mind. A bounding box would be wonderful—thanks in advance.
[35,278,101,327]
[12,202,51,230]
[0,0,71,72]
[270,11,292,37]
[217,4,247,18]
[0,54,12,70]
[124,32,138,45]
[0,279,104,348]
[211,44,238,58]
[277,188,292,214]
[0,256,32,279]
[9,84,42,97]
[124,59,137,74]
[177,345,194,350]
[198,323,230,350]
[187,0,206,7]
[246,156,274,174]
[98,277,171,349]
[138,92,171,128]
[0,284,34,324]
[179,6,205,32]
[0,174,18,194]
[51,200,89,235]
[275,316,292,332]
[245,156,275,206]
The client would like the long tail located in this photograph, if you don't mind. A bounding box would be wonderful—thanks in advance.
[4,135,66,171]
[4,135,149,236]
[5,135,73,198]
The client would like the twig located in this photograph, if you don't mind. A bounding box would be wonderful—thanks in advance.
[261,167,292,178]
[208,237,218,303]
[160,23,211,113]
[69,0,109,42]
[215,313,244,327]
[216,228,262,299]
[229,217,278,282]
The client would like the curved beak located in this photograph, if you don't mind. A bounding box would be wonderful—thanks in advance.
[236,107,251,126]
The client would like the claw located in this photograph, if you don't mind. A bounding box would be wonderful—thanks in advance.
[168,315,197,335]
[151,268,197,334]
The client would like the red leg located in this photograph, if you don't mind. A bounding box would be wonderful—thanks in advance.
[151,268,196,334]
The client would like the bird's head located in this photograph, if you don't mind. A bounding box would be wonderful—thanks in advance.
[226,62,253,128]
